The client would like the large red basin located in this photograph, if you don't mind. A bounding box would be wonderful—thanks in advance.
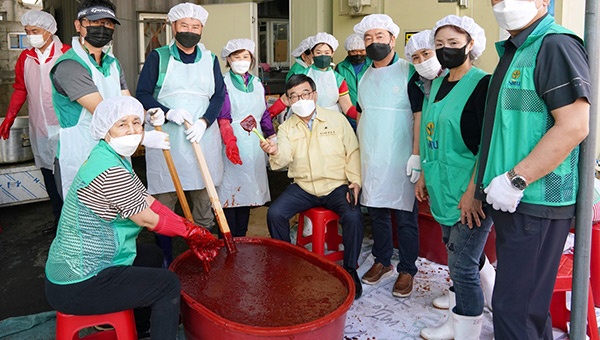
[171,237,355,340]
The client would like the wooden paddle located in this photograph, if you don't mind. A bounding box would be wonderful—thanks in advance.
[153,125,193,222]
[184,121,237,254]
[240,115,267,142]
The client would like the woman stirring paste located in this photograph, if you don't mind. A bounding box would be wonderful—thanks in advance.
[45,96,221,339]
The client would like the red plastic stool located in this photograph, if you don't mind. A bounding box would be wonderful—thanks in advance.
[296,207,344,262]
[549,254,599,340]
[56,310,137,340]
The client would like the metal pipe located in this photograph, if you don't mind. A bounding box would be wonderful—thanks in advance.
[571,0,600,338]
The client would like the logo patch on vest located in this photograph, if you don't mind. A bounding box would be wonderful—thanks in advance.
[508,69,522,87]
[426,122,438,150]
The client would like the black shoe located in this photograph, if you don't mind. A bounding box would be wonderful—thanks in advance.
[345,268,363,300]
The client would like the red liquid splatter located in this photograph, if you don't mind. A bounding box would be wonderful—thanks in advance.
[177,242,348,327]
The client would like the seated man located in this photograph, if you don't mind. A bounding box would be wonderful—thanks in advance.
[260,74,364,299]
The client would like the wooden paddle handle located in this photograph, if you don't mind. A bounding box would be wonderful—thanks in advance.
[154,125,193,222]
[184,121,231,235]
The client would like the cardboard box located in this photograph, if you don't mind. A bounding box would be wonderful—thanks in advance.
[274,40,288,63]
[0,163,49,206]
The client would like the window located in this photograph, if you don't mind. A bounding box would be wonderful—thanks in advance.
[138,13,173,72]
[8,33,27,50]
[0,12,7,21]
[258,19,289,69]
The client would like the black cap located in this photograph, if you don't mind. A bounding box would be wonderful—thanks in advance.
[77,6,120,25]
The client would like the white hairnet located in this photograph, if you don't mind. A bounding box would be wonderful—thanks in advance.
[221,38,255,60]
[344,33,365,51]
[168,2,208,26]
[291,36,312,57]
[432,15,486,60]
[354,14,400,38]
[21,10,57,34]
[91,97,145,141]
[310,32,339,52]
[404,30,433,60]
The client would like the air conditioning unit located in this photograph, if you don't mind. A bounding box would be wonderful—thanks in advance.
[340,0,379,17]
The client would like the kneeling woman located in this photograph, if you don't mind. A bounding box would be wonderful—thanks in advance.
[45,96,219,339]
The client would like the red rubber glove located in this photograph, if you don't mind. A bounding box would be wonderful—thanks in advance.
[218,118,242,165]
[150,199,187,237]
[268,97,287,119]
[183,219,224,264]
[346,106,359,120]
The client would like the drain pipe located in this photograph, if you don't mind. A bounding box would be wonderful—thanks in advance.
[571,0,600,338]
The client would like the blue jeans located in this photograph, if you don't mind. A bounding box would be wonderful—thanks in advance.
[267,183,364,269]
[441,212,492,316]
[368,200,419,276]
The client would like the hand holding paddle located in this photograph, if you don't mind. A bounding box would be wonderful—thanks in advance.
[240,115,267,142]
[184,120,237,254]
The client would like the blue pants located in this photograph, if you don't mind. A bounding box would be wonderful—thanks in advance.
[267,183,364,269]
[491,210,571,340]
[368,200,419,276]
[441,213,492,316]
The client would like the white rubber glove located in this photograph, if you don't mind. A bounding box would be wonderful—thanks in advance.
[145,108,165,127]
[406,154,422,184]
[185,119,207,143]
[141,130,170,150]
[166,108,193,125]
[484,172,524,213]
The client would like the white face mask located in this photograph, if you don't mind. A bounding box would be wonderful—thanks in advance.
[493,0,540,31]
[107,134,143,157]
[231,60,251,75]
[291,99,316,118]
[27,34,47,49]
[414,57,442,80]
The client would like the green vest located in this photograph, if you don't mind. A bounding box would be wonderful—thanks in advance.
[45,141,142,285]
[50,48,121,129]
[421,67,487,226]
[482,15,581,206]
[286,58,308,81]
[335,56,372,106]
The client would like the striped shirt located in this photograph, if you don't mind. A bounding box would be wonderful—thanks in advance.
[77,167,149,221]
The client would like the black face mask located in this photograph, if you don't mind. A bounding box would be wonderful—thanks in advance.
[366,43,392,62]
[176,32,201,48]
[84,25,114,48]
[436,44,469,69]
[348,55,366,65]
[313,55,332,69]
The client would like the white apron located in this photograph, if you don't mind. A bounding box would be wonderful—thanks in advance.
[145,43,223,194]
[23,37,64,170]
[307,67,341,112]
[357,59,414,211]
[217,72,270,207]
[59,37,121,198]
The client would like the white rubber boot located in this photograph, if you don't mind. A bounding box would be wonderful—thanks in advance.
[420,287,455,339]
[480,255,496,311]
[432,292,449,309]
[452,312,483,340]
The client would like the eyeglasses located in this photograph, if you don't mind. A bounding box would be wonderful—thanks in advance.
[81,18,115,29]
[288,91,314,103]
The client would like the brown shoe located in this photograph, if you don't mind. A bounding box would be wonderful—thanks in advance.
[393,272,413,297]
[361,262,394,285]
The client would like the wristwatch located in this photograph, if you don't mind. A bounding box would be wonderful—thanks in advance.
[507,168,528,190]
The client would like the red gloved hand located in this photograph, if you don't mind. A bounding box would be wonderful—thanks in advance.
[268,97,288,119]
[0,111,18,140]
[183,219,224,263]
[218,118,242,165]
[346,106,359,120]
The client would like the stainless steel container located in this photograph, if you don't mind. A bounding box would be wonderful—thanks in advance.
[0,116,33,164]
